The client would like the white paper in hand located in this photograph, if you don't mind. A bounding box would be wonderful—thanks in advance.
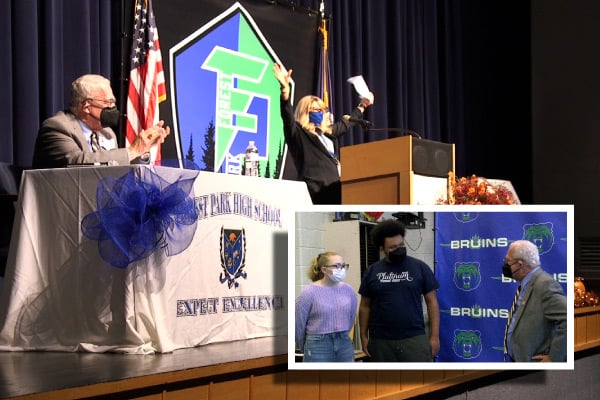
[347,75,374,103]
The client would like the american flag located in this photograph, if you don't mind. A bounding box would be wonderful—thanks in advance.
[126,0,166,163]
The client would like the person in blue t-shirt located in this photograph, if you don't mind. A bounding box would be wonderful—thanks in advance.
[358,219,440,362]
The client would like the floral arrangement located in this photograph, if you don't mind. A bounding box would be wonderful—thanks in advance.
[575,277,599,308]
[439,172,518,205]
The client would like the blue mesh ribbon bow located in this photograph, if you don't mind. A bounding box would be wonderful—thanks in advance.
[81,168,198,268]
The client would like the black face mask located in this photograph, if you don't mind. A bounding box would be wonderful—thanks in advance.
[501,263,513,279]
[502,262,521,279]
[98,106,121,129]
[388,246,407,264]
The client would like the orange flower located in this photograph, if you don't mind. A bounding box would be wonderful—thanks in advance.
[439,174,517,205]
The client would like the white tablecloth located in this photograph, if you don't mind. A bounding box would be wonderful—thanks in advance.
[0,166,311,353]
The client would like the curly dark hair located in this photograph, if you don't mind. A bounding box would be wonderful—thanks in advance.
[370,219,406,248]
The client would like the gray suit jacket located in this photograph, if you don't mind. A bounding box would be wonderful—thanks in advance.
[510,268,567,362]
[32,110,130,168]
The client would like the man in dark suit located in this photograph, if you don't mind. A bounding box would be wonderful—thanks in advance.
[503,240,567,362]
[32,74,169,169]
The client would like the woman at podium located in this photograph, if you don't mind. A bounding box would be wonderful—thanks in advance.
[273,63,373,204]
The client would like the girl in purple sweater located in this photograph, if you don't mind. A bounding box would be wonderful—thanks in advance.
[295,251,358,362]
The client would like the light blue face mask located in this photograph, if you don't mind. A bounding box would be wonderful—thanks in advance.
[309,111,324,126]
[331,268,347,282]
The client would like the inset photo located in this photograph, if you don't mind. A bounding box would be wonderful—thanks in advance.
[288,205,574,370]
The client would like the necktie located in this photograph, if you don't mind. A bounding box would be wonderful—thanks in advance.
[318,134,335,158]
[504,285,521,358]
[90,131,101,152]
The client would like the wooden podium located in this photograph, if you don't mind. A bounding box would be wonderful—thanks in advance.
[340,136,455,204]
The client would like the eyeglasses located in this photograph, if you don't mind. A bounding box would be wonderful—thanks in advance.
[86,98,116,107]
[504,259,520,266]
[325,263,350,270]
[309,107,328,113]
[387,244,406,251]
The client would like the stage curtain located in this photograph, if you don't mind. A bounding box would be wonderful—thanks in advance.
[298,0,531,201]
[0,0,121,167]
[0,0,532,201]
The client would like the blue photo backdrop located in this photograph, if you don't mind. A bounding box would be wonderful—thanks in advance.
[434,211,568,362]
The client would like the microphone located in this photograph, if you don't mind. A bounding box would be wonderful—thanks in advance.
[367,127,423,139]
[343,115,372,129]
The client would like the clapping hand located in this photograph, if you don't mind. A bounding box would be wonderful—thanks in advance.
[128,120,171,160]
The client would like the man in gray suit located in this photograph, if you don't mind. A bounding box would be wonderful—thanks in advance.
[502,240,567,362]
[32,74,169,169]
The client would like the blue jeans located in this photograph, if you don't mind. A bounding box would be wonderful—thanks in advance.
[303,331,355,362]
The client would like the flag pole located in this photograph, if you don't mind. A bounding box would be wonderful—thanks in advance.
[318,0,329,108]
[118,0,127,147]
[118,0,134,148]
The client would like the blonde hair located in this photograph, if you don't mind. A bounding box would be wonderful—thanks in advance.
[307,251,339,281]
[294,95,331,133]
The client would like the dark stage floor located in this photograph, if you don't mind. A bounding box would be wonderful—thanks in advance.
[0,335,287,399]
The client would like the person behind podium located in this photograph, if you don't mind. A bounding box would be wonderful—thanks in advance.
[32,74,169,169]
[359,219,440,362]
[295,251,358,362]
[273,63,373,204]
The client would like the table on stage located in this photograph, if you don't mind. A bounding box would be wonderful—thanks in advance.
[0,165,311,354]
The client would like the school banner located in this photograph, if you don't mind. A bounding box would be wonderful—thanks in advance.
[434,211,568,362]
[154,0,318,179]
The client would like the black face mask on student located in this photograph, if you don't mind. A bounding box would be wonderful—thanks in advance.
[388,246,407,264]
